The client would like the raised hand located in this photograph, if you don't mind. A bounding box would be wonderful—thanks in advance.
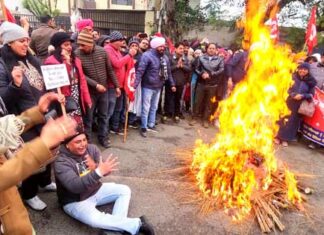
[97,154,119,176]
[11,66,23,87]
[38,92,65,113]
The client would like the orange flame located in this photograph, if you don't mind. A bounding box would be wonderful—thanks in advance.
[285,169,302,204]
[191,0,301,219]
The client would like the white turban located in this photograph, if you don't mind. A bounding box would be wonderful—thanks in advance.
[150,37,166,49]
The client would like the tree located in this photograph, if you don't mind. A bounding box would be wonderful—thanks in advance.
[22,0,60,18]
[161,0,206,42]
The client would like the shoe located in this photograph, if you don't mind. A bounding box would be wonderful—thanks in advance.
[41,182,57,192]
[202,121,209,129]
[110,129,124,136]
[174,116,180,123]
[189,117,196,126]
[129,123,139,129]
[140,128,147,138]
[98,229,126,235]
[308,143,316,149]
[139,215,155,235]
[99,139,111,148]
[25,196,47,211]
[282,141,288,147]
[161,115,167,124]
[179,113,185,119]
[147,126,158,133]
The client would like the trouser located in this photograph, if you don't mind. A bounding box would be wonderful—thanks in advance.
[141,87,161,129]
[107,88,117,132]
[83,91,109,142]
[190,73,198,112]
[193,83,218,121]
[63,183,141,235]
[164,84,184,117]
[111,89,125,130]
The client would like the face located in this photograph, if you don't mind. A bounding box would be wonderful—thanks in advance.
[92,31,99,41]
[140,39,149,50]
[207,44,216,56]
[9,38,30,57]
[184,46,189,55]
[49,19,56,28]
[66,134,88,156]
[61,41,72,55]
[156,45,165,55]
[130,43,139,52]
[78,43,93,54]
[321,56,324,64]
[175,45,184,56]
[194,50,202,58]
[112,39,125,49]
[298,68,309,78]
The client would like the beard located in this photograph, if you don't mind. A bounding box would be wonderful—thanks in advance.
[157,48,165,55]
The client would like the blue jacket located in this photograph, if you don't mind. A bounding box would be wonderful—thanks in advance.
[134,49,175,89]
[227,50,248,84]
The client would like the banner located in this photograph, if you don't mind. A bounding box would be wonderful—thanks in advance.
[301,87,324,146]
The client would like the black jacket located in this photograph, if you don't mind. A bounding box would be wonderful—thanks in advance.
[170,54,191,86]
[195,54,224,86]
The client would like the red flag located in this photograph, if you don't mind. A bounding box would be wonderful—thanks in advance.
[124,59,136,101]
[269,14,279,42]
[166,37,175,55]
[1,1,16,23]
[305,6,317,54]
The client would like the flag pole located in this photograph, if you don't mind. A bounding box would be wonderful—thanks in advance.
[0,0,8,21]
[123,97,130,143]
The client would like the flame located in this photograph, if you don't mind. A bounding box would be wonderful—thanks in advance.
[191,0,301,219]
[285,169,302,204]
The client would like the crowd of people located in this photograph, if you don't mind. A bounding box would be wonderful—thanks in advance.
[0,14,323,235]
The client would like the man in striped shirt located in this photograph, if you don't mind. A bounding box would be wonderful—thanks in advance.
[75,30,121,148]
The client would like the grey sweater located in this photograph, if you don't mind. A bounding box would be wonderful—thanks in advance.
[54,144,102,206]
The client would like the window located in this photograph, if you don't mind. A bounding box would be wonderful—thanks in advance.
[112,0,132,5]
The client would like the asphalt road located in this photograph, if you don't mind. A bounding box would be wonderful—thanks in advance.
[29,116,324,235]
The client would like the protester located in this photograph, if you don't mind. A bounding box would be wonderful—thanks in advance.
[0,92,76,235]
[190,43,224,128]
[71,18,94,49]
[276,63,317,147]
[75,30,120,148]
[0,22,58,211]
[45,32,92,128]
[190,49,202,113]
[92,30,100,42]
[134,36,176,137]
[104,31,136,135]
[30,15,57,63]
[54,132,155,235]
[139,38,150,54]
[309,52,324,90]
[97,35,110,47]
[164,42,191,123]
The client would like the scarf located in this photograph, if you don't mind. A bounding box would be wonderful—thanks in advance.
[159,56,168,81]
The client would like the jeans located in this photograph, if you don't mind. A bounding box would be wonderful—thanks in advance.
[190,73,198,112]
[83,91,109,141]
[141,87,161,129]
[107,88,117,132]
[111,89,125,130]
[63,183,141,235]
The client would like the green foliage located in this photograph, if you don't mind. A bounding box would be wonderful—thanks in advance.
[280,27,306,51]
[22,0,60,18]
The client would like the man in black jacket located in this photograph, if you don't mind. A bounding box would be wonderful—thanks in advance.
[54,132,154,235]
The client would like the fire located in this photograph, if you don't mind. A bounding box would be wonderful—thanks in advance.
[191,0,301,220]
[285,169,302,204]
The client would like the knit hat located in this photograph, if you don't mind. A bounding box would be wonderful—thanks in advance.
[128,37,139,47]
[50,32,74,48]
[76,19,94,32]
[109,31,124,42]
[77,30,94,47]
[150,37,165,49]
[0,22,29,45]
[298,62,310,71]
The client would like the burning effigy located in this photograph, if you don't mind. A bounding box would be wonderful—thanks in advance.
[186,0,311,232]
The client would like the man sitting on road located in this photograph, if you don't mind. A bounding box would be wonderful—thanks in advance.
[54,131,154,235]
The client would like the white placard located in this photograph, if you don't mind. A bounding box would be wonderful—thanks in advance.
[41,64,70,90]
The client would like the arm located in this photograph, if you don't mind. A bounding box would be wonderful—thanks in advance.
[166,57,175,87]
[211,58,225,77]
[194,57,205,76]
[105,46,132,69]
[85,75,98,89]
[182,58,192,73]
[106,53,120,88]
[134,53,149,89]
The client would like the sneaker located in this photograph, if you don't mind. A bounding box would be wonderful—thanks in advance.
[129,123,139,129]
[25,196,47,211]
[308,143,316,149]
[140,128,147,138]
[99,139,111,148]
[174,116,180,123]
[110,129,124,136]
[139,215,155,235]
[147,126,158,133]
[161,115,167,124]
[41,182,57,192]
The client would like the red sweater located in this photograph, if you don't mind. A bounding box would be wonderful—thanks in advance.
[104,44,132,88]
[44,55,92,113]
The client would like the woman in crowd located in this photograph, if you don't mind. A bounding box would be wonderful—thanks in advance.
[276,63,317,147]
[44,32,92,128]
[0,22,57,211]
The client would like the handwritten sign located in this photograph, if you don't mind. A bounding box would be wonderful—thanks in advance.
[41,64,70,90]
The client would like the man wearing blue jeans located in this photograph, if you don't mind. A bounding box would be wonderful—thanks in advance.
[134,37,176,137]
[54,132,154,235]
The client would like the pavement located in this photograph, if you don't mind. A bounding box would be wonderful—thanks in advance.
[29,116,324,235]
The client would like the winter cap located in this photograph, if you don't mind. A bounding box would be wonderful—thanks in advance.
[77,30,94,47]
[298,62,310,71]
[311,53,321,62]
[150,37,165,49]
[0,22,29,45]
[76,19,94,32]
[109,31,124,42]
[128,37,139,47]
[50,32,74,48]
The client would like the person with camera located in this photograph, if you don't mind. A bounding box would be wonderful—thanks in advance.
[0,92,77,235]
[54,132,155,235]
